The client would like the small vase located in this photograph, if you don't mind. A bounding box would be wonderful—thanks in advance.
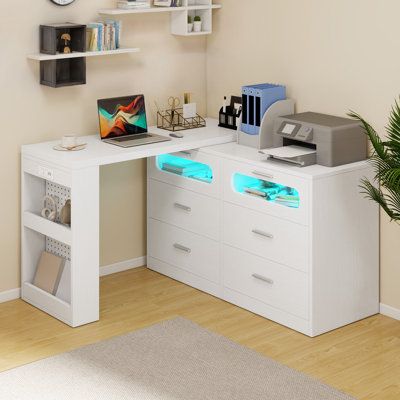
[193,21,202,33]
[187,23,193,33]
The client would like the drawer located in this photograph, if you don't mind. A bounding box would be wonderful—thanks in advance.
[222,159,309,225]
[148,150,221,198]
[222,245,309,320]
[148,218,220,283]
[148,179,220,240]
[223,202,308,272]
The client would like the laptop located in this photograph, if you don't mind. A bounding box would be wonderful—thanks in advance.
[97,94,171,148]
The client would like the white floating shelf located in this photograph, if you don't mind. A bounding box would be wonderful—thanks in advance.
[175,30,212,36]
[27,47,140,61]
[98,4,221,16]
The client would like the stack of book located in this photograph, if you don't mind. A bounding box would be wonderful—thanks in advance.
[86,20,122,52]
[117,0,151,10]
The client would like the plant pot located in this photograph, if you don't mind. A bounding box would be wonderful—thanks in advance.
[187,23,193,33]
[193,21,202,33]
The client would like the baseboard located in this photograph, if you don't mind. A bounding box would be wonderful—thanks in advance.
[100,256,147,277]
[380,303,400,321]
[0,257,147,304]
[0,288,21,304]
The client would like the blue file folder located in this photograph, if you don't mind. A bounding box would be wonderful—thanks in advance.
[241,83,286,135]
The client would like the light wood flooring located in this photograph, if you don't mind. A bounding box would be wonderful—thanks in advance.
[0,267,399,399]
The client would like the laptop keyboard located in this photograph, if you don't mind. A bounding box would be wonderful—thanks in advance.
[113,134,151,142]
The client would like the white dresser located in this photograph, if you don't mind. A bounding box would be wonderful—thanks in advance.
[147,142,379,337]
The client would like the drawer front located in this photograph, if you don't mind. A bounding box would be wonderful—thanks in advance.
[222,245,309,320]
[223,203,308,272]
[222,159,309,225]
[148,179,220,240]
[148,218,220,283]
[148,150,221,198]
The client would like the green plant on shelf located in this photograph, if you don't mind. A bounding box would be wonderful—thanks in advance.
[194,15,201,22]
[349,99,400,222]
[188,15,192,24]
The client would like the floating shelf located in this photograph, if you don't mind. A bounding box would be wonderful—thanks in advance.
[98,4,221,16]
[27,47,140,61]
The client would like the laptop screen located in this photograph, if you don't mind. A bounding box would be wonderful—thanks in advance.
[97,95,148,140]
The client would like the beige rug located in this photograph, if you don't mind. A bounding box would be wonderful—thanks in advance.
[0,318,354,399]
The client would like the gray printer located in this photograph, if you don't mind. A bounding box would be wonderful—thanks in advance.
[265,112,367,167]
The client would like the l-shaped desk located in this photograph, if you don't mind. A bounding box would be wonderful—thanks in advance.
[21,118,379,336]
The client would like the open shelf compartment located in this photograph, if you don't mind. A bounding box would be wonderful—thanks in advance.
[156,153,213,184]
[233,173,300,209]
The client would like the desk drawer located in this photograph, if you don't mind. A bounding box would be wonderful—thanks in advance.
[148,150,221,198]
[148,179,220,240]
[222,245,309,320]
[222,159,309,225]
[223,203,308,272]
[148,218,220,283]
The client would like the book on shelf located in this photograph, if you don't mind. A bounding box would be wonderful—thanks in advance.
[33,251,65,295]
[117,0,150,9]
[86,20,122,52]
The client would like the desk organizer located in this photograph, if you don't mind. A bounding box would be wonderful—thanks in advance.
[218,106,240,130]
[157,109,206,132]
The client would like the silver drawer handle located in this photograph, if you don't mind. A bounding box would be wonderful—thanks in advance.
[174,203,192,212]
[252,229,274,239]
[252,273,274,285]
[173,243,191,253]
[179,150,194,157]
[252,170,274,180]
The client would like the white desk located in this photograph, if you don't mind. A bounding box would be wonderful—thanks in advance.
[21,119,236,327]
[21,119,379,336]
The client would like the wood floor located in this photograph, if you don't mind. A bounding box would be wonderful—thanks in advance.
[0,267,399,399]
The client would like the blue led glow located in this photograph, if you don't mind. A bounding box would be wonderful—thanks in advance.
[157,154,213,184]
[233,173,300,208]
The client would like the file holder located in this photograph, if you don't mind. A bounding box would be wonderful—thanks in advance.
[238,99,295,149]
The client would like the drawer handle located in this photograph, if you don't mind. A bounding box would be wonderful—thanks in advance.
[173,243,192,254]
[174,203,192,212]
[252,229,274,239]
[179,150,194,157]
[252,170,274,180]
[252,273,274,285]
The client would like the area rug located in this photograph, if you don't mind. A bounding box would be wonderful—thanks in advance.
[0,318,354,400]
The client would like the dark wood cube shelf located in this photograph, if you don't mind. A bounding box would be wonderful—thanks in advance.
[39,23,87,88]
[40,23,86,55]
[40,58,86,88]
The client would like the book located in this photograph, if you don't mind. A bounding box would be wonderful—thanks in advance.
[33,251,65,295]
[86,21,122,51]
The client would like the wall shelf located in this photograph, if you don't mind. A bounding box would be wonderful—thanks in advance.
[98,4,221,16]
[98,2,221,36]
[27,47,140,62]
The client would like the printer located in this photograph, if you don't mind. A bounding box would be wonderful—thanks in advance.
[262,112,367,167]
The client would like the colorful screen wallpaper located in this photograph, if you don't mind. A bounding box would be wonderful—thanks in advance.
[98,95,148,139]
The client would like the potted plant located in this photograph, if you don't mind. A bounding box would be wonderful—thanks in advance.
[193,15,202,33]
[349,100,400,221]
[187,15,193,33]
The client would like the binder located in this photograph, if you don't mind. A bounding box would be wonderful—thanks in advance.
[241,83,286,136]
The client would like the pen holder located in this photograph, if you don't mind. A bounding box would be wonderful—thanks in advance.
[218,106,240,130]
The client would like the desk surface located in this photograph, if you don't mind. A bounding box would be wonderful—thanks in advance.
[22,119,236,170]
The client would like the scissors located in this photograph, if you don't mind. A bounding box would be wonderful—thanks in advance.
[168,96,181,110]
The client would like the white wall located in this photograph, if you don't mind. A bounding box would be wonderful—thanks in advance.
[0,0,207,292]
[206,0,400,310]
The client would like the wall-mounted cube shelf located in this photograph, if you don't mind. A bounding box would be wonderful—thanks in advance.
[27,22,140,87]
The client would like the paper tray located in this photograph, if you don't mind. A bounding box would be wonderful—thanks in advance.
[261,145,317,167]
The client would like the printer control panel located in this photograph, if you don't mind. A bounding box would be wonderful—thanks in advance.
[277,121,313,142]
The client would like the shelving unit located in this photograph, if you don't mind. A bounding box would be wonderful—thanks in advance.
[21,157,99,326]
[98,1,222,36]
